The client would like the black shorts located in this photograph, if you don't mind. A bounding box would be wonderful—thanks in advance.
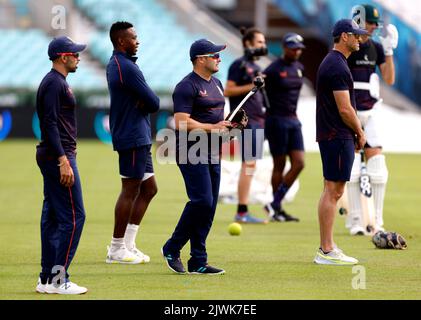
[118,145,154,179]
[265,116,304,156]
[318,139,355,182]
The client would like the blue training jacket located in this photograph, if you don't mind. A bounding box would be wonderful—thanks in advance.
[106,50,160,151]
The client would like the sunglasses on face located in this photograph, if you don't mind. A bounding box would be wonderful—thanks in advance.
[58,52,80,58]
[346,33,361,39]
[196,53,220,59]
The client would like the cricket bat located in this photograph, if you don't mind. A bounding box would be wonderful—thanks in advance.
[359,150,376,235]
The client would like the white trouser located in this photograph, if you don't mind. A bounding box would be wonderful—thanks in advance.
[357,100,383,148]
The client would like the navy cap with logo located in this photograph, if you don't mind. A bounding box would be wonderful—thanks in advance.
[332,19,369,37]
[48,36,87,61]
[282,33,306,49]
[189,39,226,61]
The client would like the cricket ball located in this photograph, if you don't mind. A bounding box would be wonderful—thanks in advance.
[228,222,242,236]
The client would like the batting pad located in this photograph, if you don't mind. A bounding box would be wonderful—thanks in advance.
[367,154,388,227]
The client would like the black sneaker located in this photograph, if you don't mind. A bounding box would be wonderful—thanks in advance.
[188,265,225,275]
[161,248,186,274]
[272,210,300,222]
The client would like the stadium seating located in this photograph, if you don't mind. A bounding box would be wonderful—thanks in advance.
[74,0,235,92]
[271,0,421,107]
[0,29,106,89]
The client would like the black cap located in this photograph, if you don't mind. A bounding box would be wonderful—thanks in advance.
[332,19,369,37]
[189,39,226,61]
[48,36,87,61]
[282,33,305,49]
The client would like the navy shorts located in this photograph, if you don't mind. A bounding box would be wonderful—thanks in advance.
[265,116,304,156]
[239,122,265,162]
[118,145,154,179]
[318,139,355,182]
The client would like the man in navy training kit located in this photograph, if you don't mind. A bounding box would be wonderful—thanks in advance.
[106,21,160,264]
[314,19,367,265]
[344,4,397,235]
[224,27,268,224]
[162,39,230,275]
[263,32,306,223]
[35,36,88,294]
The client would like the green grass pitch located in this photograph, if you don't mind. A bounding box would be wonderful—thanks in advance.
[0,139,420,300]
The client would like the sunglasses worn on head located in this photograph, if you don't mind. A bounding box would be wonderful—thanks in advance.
[196,53,220,59]
[58,52,80,58]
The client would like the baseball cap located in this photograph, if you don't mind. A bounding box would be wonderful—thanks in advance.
[332,19,369,37]
[189,39,226,61]
[282,33,306,49]
[48,36,87,61]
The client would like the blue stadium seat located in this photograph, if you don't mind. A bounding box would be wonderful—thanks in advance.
[0,29,105,89]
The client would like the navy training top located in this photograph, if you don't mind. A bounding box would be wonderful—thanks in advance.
[227,57,265,125]
[263,57,304,118]
[36,69,77,159]
[348,39,385,111]
[173,71,225,124]
[106,50,160,151]
[173,71,225,164]
[316,50,356,141]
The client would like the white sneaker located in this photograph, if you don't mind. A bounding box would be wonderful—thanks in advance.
[48,281,88,295]
[313,248,359,265]
[106,245,143,264]
[35,278,46,293]
[350,225,366,236]
[130,247,150,263]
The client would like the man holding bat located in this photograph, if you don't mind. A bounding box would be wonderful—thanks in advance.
[162,39,230,275]
[345,4,397,236]
[314,19,367,265]
[224,27,268,224]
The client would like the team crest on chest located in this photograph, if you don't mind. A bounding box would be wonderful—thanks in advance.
[279,71,288,78]
[199,89,208,97]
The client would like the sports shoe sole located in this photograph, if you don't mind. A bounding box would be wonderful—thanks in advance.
[314,254,358,266]
[235,219,268,225]
[105,258,143,264]
[188,271,226,275]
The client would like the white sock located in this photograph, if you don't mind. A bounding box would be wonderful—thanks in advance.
[124,224,139,250]
[110,237,125,252]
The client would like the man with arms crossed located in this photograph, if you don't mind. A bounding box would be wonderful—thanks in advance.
[106,21,160,264]
[314,19,367,265]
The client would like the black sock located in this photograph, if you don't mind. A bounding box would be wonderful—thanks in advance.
[237,204,248,213]
[320,247,330,254]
